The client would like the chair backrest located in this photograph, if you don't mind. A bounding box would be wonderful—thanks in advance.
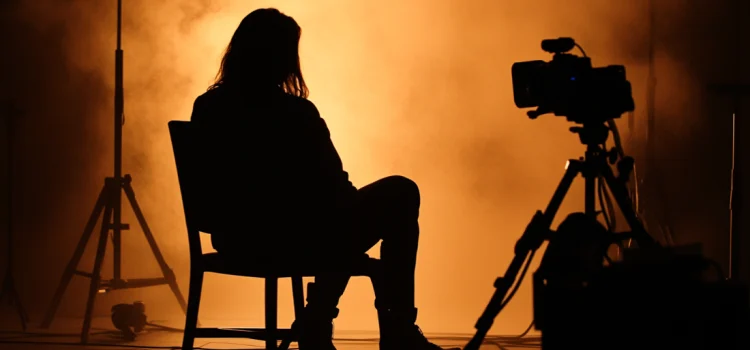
[168,120,204,259]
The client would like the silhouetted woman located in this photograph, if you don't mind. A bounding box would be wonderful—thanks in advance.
[190,8,449,350]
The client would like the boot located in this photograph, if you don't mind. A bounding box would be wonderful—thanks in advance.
[298,282,338,350]
[377,306,460,350]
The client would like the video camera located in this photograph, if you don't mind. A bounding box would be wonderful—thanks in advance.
[512,38,635,124]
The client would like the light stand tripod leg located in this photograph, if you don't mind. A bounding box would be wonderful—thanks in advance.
[122,178,188,314]
[81,203,114,344]
[41,185,108,328]
[1,273,28,330]
[464,161,582,350]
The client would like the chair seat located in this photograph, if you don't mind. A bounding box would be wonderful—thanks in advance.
[201,252,378,277]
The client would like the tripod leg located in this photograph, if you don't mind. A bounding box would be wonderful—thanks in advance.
[585,173,597,216]
[542,160,584,223]
[81,204,114,344]
[465,161,582,350]
[122,181,188,314]
[599,163,656,248]
[41,185,108,328]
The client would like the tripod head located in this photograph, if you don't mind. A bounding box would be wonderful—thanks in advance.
[570,122,610,148]
[570,121,636,189]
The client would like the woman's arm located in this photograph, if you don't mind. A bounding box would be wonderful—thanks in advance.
[303,101,358,199]
[190,95,208,122]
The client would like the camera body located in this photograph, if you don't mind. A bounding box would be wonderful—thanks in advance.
[512,38,635,124]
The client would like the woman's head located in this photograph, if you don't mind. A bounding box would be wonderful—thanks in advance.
[210,8,308,98]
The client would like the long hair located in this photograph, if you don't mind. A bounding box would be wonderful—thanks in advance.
[209,8,308,98]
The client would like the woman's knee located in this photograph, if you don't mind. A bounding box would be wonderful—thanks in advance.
[383,175,420,211]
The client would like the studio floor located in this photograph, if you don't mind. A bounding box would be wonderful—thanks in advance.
[0,315,539,350]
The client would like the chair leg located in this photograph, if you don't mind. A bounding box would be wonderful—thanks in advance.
[278,276,305,350]
[292,276,305,320]
[182,269,204,350]
[266,277,278,350]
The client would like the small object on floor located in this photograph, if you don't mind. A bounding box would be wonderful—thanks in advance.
[111,301,147,340]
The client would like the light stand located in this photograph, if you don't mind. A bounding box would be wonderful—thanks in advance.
[730,98,742,281]
[707,83,747,280]
[0,102,29,331]
[40,0,187,343]
[710,0,747,282]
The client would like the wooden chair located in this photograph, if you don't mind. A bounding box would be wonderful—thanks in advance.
[168,121,380,350]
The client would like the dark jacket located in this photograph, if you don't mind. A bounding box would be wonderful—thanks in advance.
[188,85,357,252]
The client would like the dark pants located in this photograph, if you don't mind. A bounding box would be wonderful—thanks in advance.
[308,175,421,316]
[212,175,421,316]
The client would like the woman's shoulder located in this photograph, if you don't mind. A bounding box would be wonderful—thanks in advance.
[282,94,320,118]
[194,87,223,106]
[192,86,321,122]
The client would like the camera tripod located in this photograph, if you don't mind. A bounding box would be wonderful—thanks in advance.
[40,1,187,343]
[464,122,657,350]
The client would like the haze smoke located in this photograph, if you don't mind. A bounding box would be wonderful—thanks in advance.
[2,0,711,336]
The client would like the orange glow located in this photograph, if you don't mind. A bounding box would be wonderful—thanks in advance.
[40,0,667,336]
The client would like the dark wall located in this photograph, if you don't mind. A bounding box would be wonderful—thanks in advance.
[0,0,113,317]
[642,0,750,282]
